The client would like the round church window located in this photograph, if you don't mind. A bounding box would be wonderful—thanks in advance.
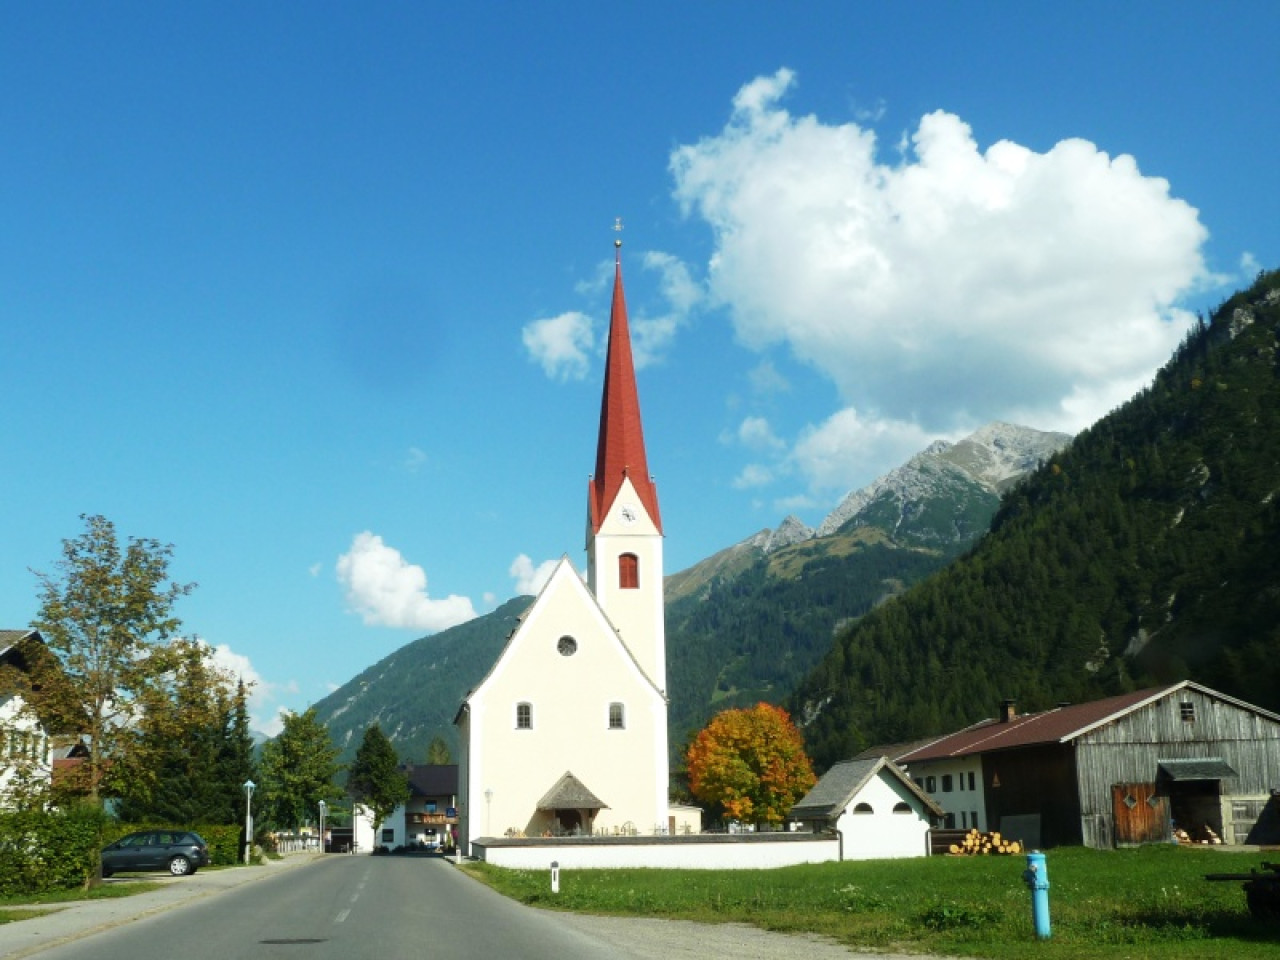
[557,636,578,657]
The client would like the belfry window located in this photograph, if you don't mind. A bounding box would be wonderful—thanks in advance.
[619,553,639,589]
[608,702,625,729]
[516,702,532,730]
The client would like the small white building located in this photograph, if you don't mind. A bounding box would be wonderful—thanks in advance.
[790,756,943,859]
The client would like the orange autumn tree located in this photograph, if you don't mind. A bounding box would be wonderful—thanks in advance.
[685,702,817,826]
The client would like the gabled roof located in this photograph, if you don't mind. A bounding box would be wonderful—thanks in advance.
[536,771,608,811]
[588,242,661,535]
[454,555,666,720]
[791,756,943,819]
[897,681,1280,763]
[0,629,41,670]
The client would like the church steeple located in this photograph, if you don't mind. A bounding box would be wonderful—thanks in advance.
[588,239,662,534]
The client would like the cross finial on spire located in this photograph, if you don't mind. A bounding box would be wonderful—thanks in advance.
[614,217,623,251]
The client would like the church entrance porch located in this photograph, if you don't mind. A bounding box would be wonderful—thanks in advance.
[536,771,608,837]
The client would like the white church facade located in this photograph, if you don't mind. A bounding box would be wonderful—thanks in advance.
[455,240,675,851]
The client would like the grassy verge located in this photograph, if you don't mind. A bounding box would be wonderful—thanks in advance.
[462,845,1280,958]
[0,879,169,924]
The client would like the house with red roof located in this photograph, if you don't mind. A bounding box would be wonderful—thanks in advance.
[886,681,1280,849]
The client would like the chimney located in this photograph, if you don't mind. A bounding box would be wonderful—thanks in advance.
[1000,699,1017,723]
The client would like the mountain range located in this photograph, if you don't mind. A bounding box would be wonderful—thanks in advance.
[309,267,1278,781]
[791,268,1280,768]
[309,420,1069,768]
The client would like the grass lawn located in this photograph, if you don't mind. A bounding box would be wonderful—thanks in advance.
[463,845,1280,958]
[0,878,169,924]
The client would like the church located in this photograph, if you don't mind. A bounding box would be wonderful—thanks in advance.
[454,239,673,850]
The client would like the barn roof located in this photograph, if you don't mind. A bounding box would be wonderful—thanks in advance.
[897,681,1280,763]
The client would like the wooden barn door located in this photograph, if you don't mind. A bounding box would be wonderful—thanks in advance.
[1112,783,1170,846]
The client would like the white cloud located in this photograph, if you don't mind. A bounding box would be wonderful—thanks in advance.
[732,463,775,490]
[672,69,1209,492]
[522,311,595,381]
[336,531,477,631]
[629,251,705,369]
[198,640,290,738]
[509,553,557,595]
[737,416,786,452]
[791,408,940,493]
[748,360,790,396]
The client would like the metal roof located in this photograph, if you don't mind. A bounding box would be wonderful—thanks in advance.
[896,682,1280,763]
[1158,758,1239,781]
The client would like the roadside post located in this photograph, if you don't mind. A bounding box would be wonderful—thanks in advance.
[550,860,560,894]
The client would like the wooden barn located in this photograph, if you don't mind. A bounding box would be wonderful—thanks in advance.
[893,681,1280,849]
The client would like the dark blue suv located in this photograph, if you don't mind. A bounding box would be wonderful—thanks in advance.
[101,830,210,877]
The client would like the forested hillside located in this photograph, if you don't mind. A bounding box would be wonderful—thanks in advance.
[792,269,1280,770]
[309,424,1058,767]
[665,529,965,754]
[311,596,532,767]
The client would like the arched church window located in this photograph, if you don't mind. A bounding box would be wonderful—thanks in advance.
[853,802,874,814]
[619,553,639,589]
[893,802,912,814]
[516,702,532,729]
[608,702,625,729]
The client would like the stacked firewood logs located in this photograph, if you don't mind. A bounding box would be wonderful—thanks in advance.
[947,828,1023,855]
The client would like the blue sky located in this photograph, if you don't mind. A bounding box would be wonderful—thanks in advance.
[3,3,1277,735]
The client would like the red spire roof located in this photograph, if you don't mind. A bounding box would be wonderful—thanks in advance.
[589,241,662,534]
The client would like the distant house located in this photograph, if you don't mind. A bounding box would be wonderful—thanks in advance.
[790,756,943,859]
[356,764,459,851]
[0,630,54,806]
[892,681,1280,849]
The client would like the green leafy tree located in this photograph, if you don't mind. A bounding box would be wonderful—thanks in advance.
[347,724,409,832]
[685,702,816,827]
[30,514,195,806]
[425,735,451,765]
[259,707,341,833]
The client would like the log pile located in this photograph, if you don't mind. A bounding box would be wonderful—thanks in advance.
[947,828,1023,855]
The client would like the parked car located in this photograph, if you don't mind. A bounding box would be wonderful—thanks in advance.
[101,829,210,877]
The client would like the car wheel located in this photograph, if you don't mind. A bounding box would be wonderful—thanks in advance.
[168,855,192,876]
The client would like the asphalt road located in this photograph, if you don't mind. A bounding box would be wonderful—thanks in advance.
[27,855,627,960]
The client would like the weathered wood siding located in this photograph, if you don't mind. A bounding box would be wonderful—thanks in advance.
[1074,687,1280,848]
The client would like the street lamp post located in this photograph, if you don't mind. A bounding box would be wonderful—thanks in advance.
[318,800,327,854]
[243,780,256,865]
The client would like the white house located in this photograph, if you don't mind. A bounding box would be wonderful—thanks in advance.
[454,241,671,853]
[790,756,943,859]
[0,630,54,807]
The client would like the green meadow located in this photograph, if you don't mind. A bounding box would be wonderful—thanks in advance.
[464,845,1280,958]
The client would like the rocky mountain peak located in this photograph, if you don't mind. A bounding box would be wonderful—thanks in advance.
[816,422,1072,539]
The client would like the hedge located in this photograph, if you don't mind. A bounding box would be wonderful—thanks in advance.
[0,810,249,896]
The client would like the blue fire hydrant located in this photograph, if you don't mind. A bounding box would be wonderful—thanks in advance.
[1022,851,1051,939]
